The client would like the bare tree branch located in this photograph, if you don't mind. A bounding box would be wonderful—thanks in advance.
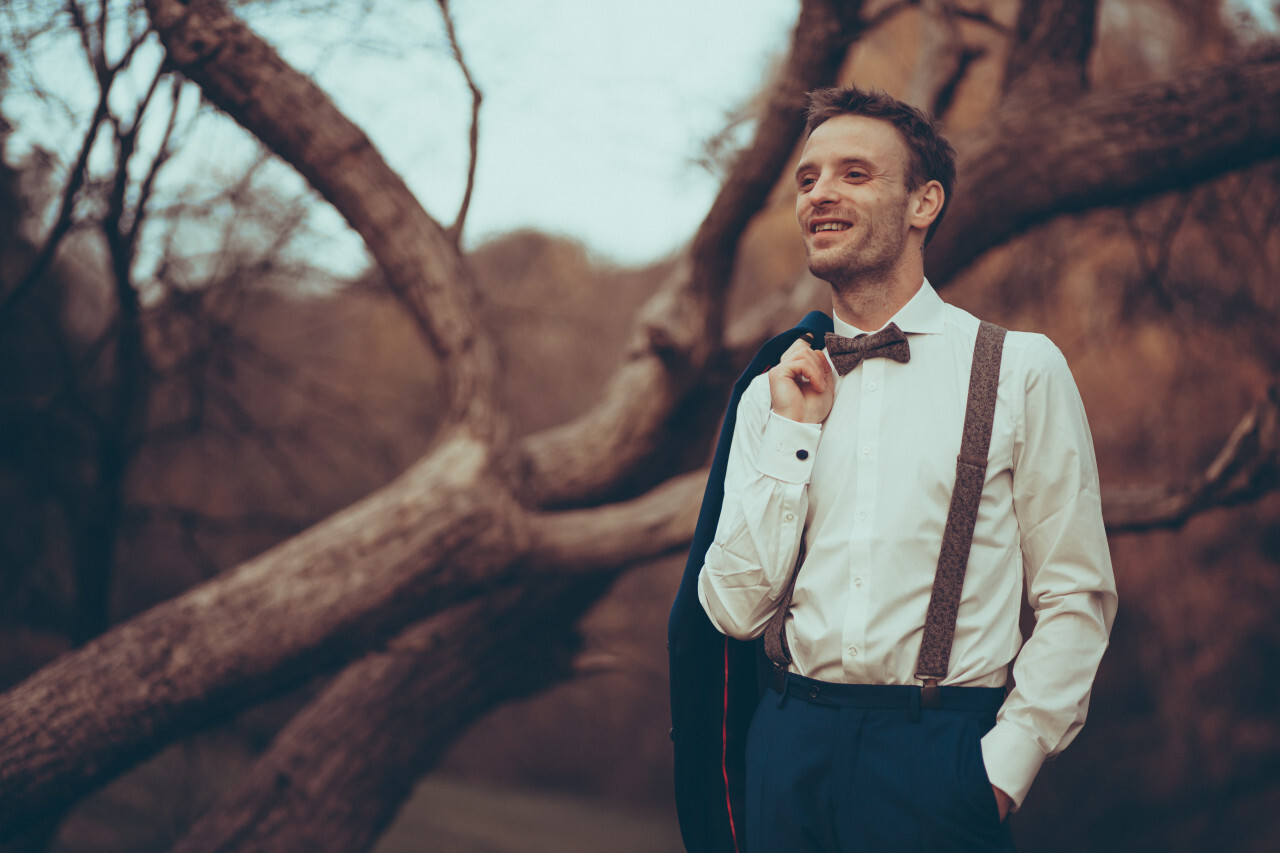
[723,273,827,362]
[127,504,304,539]
[64,0,101,80]
[514,0,871,507]
[435,0,481,245]
[145,0,501,430]
[167,584,595,853]
[1002,0,1097,102]
[126,81,184,249]
[930,50,1280,284]
[904,0,968,114]
[1103,385,1280,532]
[952,4,1010,34]
[525,469,708,572]
[0,432,520,836]
[687,0,871,325]
[0,74,111,322]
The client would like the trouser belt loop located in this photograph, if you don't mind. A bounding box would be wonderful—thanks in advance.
[909,685,922,723]
[775,667,790,708]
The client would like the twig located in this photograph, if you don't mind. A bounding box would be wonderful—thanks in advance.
[0,6,153,323]
[127,80,184,250]
[435,0,481,245]
[0,84,111,323]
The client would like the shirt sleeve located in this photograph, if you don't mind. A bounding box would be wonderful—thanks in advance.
[697,375,820,640]
[980,335,1119,810]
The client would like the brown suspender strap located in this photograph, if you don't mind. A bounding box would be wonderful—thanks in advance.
[762,321,1007,701]
[916,320,1006,705]
[762,542,801,679]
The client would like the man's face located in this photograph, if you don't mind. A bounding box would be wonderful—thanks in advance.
[794,114,915,285]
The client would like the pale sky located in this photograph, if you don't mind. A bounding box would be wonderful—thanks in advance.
[6,0,1274,271]
[282,0,801,265]
[1,0,800,270]
[217,0,1278,268]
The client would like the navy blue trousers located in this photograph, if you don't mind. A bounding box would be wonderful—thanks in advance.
[746,674,1017,853]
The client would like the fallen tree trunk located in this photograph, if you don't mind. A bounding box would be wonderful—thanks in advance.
[0,432,706,841]
[0,433,512,833]
[168,583,600,853]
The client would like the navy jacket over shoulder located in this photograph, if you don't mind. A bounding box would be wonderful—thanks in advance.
[668,311,833,853]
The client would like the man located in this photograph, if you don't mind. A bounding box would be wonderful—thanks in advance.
[675,86,1117,852]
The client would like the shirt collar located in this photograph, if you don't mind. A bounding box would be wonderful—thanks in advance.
[831,278,946,337]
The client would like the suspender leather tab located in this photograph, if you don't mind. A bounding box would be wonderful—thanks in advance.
[920,678,942,711]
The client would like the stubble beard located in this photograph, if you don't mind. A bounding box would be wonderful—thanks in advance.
[804,197,911,300]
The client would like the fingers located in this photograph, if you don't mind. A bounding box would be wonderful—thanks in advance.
[769,338,834,423]
[779,339,831,392]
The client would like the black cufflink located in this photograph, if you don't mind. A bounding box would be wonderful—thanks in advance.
[796,449,809,460]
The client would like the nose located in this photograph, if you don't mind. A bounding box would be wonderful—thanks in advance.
[807,171,840,206]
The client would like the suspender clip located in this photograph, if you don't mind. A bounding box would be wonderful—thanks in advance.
[773,665,790,707]
[921,678,942,710]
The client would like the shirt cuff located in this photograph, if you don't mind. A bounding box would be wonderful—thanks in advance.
[980,721,1046,811]
[755,412,820,483]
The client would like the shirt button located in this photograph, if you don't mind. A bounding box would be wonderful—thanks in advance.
[784,513,795,522]
[849,647,858,657]
[868,382,877,391]
[858,512,867,521]
[796,449,809,460]
[861,446,871,455]
[854,577,863,586]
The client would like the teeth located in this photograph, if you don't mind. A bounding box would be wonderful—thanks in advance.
[814,222,850,232]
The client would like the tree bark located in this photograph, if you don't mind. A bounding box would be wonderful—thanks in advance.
[1002,0,1097,103]
[168,585,597,853]
[0,433,514,833]
[929,50,1280,283]
[0,427,704,840]
[514,0,869,507]
[1102,385,1280,532]
[165,474,706,851]
[144,0,498,430]
[905,0,972,118]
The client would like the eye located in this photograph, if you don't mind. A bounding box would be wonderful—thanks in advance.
[797,175,815,190]
[846,169,867,180]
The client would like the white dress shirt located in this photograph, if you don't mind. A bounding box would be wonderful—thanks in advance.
[698,280,1117,810]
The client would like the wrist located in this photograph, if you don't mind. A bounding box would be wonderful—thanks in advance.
[772,408,824,425]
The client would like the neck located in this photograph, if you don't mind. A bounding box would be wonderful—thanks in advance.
[828,254,924,330]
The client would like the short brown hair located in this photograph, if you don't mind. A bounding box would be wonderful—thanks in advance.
[805,86,956,247]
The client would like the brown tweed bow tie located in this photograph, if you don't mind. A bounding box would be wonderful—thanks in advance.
[824,322,911,375]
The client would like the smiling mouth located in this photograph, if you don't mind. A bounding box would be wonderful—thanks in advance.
[811,221,851,233]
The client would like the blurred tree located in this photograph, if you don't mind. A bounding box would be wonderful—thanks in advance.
[0,0,424,654]
[0,0,181,646]
[0,0,1277,851]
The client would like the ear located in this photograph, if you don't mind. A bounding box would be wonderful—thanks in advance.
[908,180,944,231]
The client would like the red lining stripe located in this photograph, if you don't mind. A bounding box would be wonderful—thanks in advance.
[722,639,741,852]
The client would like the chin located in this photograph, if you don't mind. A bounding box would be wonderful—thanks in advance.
[806,249,854,282]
